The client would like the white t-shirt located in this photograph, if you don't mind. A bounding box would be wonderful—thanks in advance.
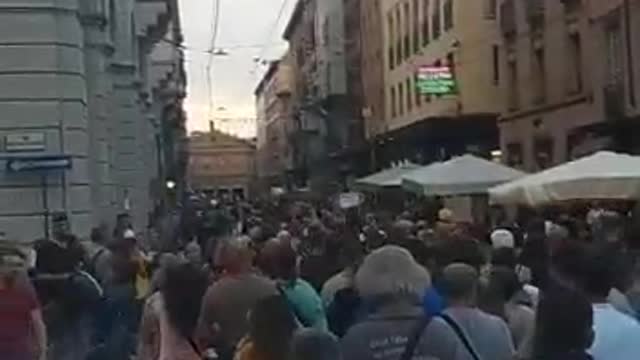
[590,303,640,360]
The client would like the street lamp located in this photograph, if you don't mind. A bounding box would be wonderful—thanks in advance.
[166,180,176,190]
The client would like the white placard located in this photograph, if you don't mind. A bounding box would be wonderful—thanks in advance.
[5,133,45,152]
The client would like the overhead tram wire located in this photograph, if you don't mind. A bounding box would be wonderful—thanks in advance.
[252,0,291,77]
[206,0,222,123]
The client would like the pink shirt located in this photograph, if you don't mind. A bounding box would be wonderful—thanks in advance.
[158,295,201,360]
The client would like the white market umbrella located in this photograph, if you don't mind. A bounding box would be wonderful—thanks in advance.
[354,162,421,191]
[402,155,525,196]
[489,151,640,206]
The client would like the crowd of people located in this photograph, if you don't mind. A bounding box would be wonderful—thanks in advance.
[2,195,640,360]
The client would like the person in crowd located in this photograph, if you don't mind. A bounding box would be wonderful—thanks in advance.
[534,286,595,360]
[234,295,298,360]
[0,246,47,360]
[581,247,640,359]
[340,245,432,359]
[291,329,343,360]
[138,252,182,360]
[156,263,209,360]
[113,212,133,241]
[198,236,277,360]
[83,224,112,284]
[518,218,550,289]
[260,238,328,330]
[491,247,538,308]
[419,263,515,360]
[33,212,91,360]
[483,266,535,359]
[435,208,457,240]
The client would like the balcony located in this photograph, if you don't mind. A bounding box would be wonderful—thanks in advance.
[603,83,625,121]
[500,0,517,36]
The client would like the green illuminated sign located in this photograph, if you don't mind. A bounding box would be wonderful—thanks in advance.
[417,66,457,95]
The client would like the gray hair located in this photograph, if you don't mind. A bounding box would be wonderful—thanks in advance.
[290,329,342,360]
[356,245,431,302]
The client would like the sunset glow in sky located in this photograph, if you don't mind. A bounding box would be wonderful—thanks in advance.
[178,0,296,138]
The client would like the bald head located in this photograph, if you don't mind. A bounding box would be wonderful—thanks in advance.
[216,236,254,274]
[441,263,479,304]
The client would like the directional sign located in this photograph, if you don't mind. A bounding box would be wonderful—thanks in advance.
[6,155,72,173]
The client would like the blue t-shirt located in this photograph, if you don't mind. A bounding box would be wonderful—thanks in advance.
[423,287,445,317]
[590,303,640,360]
[281,278,329,331]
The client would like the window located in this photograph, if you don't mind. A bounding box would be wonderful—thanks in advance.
[567,33,583,94]
[422,0,430,46]
[415,74,422,107]
[388,13,395,70]
[399,82,405,115]
[444,0,453,31]
[391,86,397,117]
[396,6,403,66]
[506,143,523,168]
[404,2,411,60]
[484,0,497,19]
[534,136,554,170]
[407,78,413,112]
[432,0,441,40]
[492,45,500,85]
[532,47,546,104]
[413,0,421,53]
[508,60,519,110]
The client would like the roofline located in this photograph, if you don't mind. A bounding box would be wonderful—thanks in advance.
[254,60,281,96]
[283,0,307,40]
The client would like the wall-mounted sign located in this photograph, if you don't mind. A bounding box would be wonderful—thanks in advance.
[6,155,72,173]
[4,133,46,152]
[417,66,457,95]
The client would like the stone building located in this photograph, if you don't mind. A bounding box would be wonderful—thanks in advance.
[375,0,501,167]
[254,59,294,190]
[187,128,256,200]
[498,0,640,171]
[0,0,186,241]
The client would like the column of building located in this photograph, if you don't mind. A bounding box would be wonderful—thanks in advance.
[0,0,93,240]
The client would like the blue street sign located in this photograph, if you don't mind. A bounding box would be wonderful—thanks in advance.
[6,155,72,173]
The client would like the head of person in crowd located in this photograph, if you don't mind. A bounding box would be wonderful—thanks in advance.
[151,252,181,291]
[534,286,594,359]
[90,225,108,246]
[580,246,616,303]
[290,328,342,360]
[184,240,203,265]
[434,235,486,272]
[115,212,132,232]
[550,240,588,289]
[479,266,522,318]
[215,235,255,275]
[242,295,298,360]
[355,245,430,307]
[52,212,72,242]
[0,246,26,287]
[160,263,209,342]
[113,228,138,256]
[491,228,515,250]
[439,263,480,307]
[259,238,298,281]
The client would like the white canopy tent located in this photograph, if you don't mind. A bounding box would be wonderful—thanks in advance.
[402,155,525,196]
[489,151,640,206]
[354,163,421,192]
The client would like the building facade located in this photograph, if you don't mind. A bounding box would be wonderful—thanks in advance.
[254,59,294,190]
[375,0,501,167]
[187,129,256,199]
[498,0,640,171]
[0,0,186,240]
[361,0,387,146]
[282,0,367,192]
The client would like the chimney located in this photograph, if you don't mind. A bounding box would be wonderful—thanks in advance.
[209,120,215,133]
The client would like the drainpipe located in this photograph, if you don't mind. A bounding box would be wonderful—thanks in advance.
[624,0,636,107]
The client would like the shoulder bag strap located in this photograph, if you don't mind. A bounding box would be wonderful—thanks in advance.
[400,315,433,360]
[188,337,203,359]
[439,313,483,360]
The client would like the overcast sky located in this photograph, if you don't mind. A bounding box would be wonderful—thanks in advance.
[178,0,296,137]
